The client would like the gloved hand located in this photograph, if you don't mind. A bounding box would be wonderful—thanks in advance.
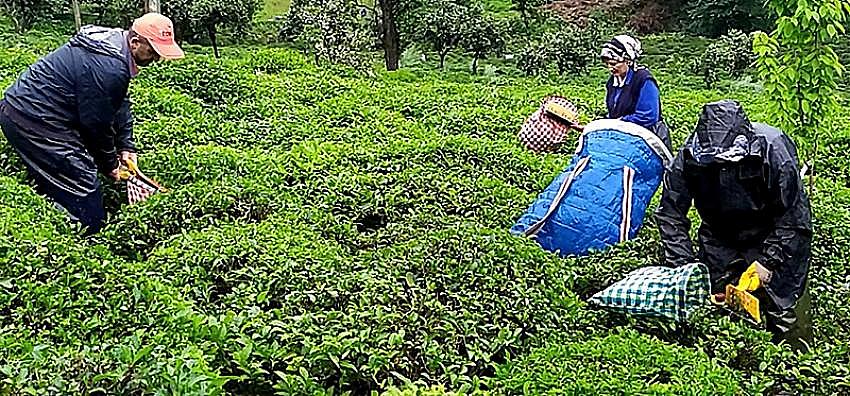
[120,150,137,167]
[737,261,772,292]
[752,260,773,285]
[109,167,121,182]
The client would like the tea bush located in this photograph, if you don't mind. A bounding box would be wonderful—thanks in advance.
[492,330,748,395]
[690,29,757,88]
[1,28,850,395]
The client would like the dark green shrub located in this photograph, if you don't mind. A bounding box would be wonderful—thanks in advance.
[517,22,603,77]
[690,29,756,88]
[680,0,774,37]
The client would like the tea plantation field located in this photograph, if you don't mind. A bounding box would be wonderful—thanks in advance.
[1,28,849,395]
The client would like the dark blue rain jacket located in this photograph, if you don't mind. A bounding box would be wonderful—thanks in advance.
[2,25,136,197]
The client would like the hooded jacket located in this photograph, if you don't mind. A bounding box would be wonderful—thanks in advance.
[655,100,812,310]
[2,25,136,196]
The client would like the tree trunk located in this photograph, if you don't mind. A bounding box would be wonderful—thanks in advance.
[72,0,82,32]
[378,0,400,71]
[208,25,220,58]
[440,51,448,70]
[10,6,27,33]
[147,0,160,13]
[471,57,479,75]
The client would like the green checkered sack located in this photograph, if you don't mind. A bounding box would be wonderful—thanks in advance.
[589,263,710,322]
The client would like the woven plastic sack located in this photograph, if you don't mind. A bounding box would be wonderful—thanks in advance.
[126,174,162,204]
[118,159,166,205]
[518,96,578,153]
[589,263,710,322]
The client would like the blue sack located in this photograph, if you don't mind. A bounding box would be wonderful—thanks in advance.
[511,119,673,257]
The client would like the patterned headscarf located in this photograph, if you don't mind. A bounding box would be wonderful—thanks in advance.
[601,35,643,87]
[600,35,642,63]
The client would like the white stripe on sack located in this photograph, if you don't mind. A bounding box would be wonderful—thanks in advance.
[526,156,591,237]
[620,166,635,242]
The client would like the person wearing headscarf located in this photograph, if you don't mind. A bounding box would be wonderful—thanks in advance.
[655,99,813,351]
[600,35,671,149]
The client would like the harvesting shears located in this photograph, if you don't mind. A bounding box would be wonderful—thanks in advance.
[117,158,166,204]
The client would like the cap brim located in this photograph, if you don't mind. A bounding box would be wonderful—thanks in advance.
[150,41,185,60]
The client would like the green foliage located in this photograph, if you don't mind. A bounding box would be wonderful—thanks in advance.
[460,14,504,74]
[381,384,487,395]
[753,0,850,161]
[411,0,480,70]
[691,29,756,88]
[192,0,260,37]
[2,23,850,395]
[0,0,67,32]
[79,0,140,29]
[493,330,745,395]
[509,0,546,26]
[160,0,260,56]
[517,22,604,77]
[258,0,291,18]
[681,0,773,37]
[283,0,373,71]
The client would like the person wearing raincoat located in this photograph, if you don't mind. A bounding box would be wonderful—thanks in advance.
[0,13,184,234]
[599,34,672,150]
[655,99,813,351]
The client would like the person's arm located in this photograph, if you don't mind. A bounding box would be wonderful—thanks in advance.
[655,152,696,266]
[755,148,813,275]
[77,58,129,175]
[620,80,660,128]
[113,96,135,153]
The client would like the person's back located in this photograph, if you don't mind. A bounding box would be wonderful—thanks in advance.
[4,26,131,142]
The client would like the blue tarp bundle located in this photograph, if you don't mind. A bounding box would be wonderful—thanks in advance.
[511,119,673,257]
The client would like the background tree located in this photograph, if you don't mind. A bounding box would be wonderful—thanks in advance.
[413,0,476,70]
[682,0,773,37]
[753,0,850,189]
[461,15,504,74]
[190,0,260,58]
[511,0,547,28]
[374,0,414,71]
[1,0,66,32]
[691,29,756,88]
[516,21,601,77]
[81,0,143,28]
[284,0,372,71]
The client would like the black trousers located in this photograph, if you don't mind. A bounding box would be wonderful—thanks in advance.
[1,105,105,235]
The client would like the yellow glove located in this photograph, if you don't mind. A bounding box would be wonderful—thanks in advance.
[736,263,762,292]
[117,158,141,181]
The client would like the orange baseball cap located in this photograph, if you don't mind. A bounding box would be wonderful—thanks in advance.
[131,13,184,60]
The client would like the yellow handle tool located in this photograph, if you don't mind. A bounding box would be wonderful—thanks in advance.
[737,263,762,292]
[725,263,763,323]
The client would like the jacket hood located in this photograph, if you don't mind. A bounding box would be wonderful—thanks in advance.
[69,25,127,60]
[686,100,762,165]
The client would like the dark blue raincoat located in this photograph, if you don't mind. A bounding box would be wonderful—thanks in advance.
[0,25,137,233]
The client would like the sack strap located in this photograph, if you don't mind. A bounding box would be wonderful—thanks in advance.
[525,156,591,237]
